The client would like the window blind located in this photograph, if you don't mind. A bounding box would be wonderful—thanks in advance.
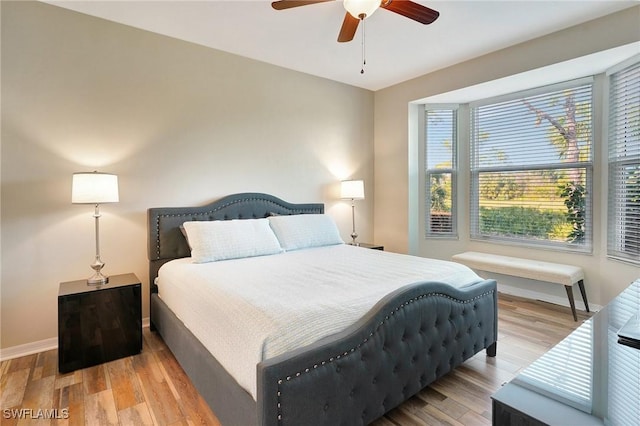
[470,82,593,251]
[607,279,640,426]
[607,59,640,264]
[513,319,594,412]
[425,108,457,237]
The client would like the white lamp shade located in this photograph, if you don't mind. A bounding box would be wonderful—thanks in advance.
[72,172,119,204]
[344,0,380,18]
[341,179,365,200]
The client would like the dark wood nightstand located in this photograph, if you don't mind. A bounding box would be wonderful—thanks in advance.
[58,273,142,373]
[354,243,384,250]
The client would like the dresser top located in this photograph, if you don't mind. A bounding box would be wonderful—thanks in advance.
[59,273,140,296]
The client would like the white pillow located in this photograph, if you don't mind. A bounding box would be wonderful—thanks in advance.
[268,214,344,251]
[182,219,283,263]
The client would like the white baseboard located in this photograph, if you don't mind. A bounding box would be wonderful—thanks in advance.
[0,317,152,362]
[0,337,58,362]
[498,283,603,312]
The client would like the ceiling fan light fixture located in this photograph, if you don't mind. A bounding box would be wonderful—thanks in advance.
[344,0,380,19]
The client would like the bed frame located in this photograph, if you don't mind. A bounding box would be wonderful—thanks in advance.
[147,193,498,426]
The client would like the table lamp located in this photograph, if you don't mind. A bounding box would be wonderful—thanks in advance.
[72,171,119,285]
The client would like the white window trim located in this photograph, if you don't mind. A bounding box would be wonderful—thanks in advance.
[468,77,594,109]
[423,104,459,239]
[468,78,595,252]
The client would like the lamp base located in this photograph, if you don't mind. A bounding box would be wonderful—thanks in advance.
[87,273,109,286]
[88,259,108,286]
[350,230,359,246]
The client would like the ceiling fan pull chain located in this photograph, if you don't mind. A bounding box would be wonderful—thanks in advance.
[360,17,366,74]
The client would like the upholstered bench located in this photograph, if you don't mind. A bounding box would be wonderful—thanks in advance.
[452,251,589,321]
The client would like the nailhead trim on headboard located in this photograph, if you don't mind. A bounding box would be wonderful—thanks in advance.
[148,193,324,261]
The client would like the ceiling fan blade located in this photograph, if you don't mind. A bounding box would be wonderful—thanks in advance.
[337,12,360,43]
[271,0,334,10]
[381,0,439,24]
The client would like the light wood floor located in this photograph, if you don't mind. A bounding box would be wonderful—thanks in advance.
[1,293,591,426]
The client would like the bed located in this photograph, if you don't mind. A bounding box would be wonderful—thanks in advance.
[147,192,498,426]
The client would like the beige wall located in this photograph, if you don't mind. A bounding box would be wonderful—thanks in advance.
[373,7,640,307]
[0,2,374,350]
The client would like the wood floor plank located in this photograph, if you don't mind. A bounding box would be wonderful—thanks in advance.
[64,383,85,426]
[19,376,55,414]
[385,406,437,426]
[54,371,82,391]
[421,403,466,426]
[104,358,144,411]
[141,329,166,353]
[1,293,587,425]
[371,417,398,426]
[453,362,511,391]
[116,402,154,425]
[83,389,118,426]
[416,387,469,420]
[465,350,521,376]
[1,368,30,408]
[428,374,491,415]
[458,408,492,426]
[165,420,193,426]
[82,365,108,396]
[132,351,183,425]
[6,355,37,375]
[16,375,55,426]
[153,348,222,425]
[32,350,58,381]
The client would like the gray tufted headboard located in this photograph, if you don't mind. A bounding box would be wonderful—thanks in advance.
[147,192,324,292]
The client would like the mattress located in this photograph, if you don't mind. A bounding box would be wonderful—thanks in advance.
[156,244,483,399]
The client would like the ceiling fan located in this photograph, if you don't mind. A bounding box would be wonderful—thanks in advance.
[271,0,440,43]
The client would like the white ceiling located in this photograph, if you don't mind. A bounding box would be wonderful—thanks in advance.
[45,0,639,91]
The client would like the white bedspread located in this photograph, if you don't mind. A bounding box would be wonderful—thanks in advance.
[157,244,482,399]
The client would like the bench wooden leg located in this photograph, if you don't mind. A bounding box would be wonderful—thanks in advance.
[578,279,590,313]
[564,285,578,321]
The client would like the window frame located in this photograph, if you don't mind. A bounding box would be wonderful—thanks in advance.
[468,77,594,252]
[606,55,640,265]
[424,105,459,239]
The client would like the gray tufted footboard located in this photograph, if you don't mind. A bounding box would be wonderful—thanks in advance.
[258,279,497,425]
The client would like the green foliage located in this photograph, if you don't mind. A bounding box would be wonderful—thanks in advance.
[549,222,575,240]
[558,182,586,244]
[479,207,567,240]
[478,182,587,244]
[479,174,524,200]
[430,173,451,212]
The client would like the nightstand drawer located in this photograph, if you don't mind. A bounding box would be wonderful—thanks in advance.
[58,273,142,373]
